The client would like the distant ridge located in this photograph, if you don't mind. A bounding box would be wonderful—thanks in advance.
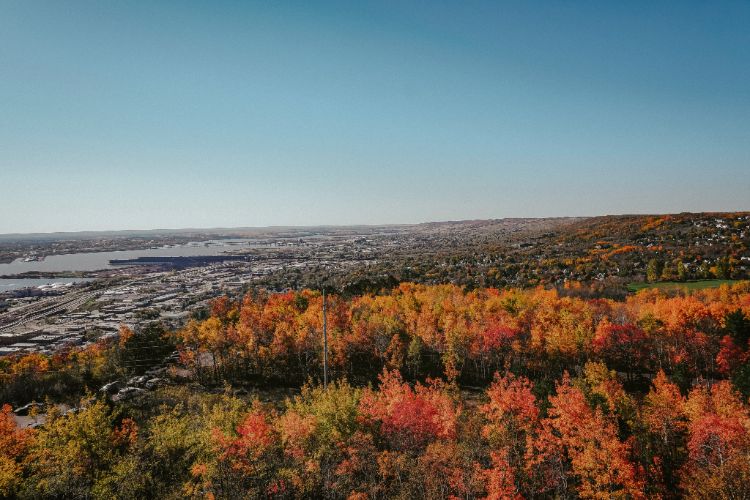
[0,211,747,241]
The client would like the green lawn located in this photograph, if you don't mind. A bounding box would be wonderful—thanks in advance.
[627,279,744,293]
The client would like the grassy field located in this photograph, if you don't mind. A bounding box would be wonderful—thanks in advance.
[627,279,744,293]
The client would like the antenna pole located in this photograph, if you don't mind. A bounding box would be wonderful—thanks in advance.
[322,287,328,389]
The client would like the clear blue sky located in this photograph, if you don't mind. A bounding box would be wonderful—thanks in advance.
[1,1,749,233]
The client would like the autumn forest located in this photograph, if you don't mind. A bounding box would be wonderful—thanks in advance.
[2,282,750,499]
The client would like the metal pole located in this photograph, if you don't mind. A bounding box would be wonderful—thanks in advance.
[322,287,328,389]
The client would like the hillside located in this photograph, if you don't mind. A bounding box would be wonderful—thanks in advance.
[255,212,750,294]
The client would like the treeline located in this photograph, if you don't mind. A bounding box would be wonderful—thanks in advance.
[176,283,750,393]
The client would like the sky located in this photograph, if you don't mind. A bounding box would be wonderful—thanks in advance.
[1,1,749,234]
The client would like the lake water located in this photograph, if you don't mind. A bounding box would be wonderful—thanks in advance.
[0,239,258,275]
[0,278,93,292]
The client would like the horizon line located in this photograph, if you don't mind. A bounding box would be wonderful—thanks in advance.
[2,210,749,238]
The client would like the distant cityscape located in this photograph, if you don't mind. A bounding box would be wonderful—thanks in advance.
[1,213,748,359]
[0,227,398,356]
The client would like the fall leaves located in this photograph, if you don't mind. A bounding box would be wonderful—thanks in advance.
[0,404,32,497]
[172,282,750,391]
[2,281,750,498]
[192,367,749,499]
[2,367,750,498]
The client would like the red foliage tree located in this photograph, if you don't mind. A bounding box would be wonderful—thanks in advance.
[528,374,645,499]
[359,370,459,451]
